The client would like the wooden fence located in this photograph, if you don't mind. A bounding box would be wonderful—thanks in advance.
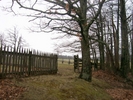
[74,55,82,72]
[74,55,99,72]
[0,46,58,79]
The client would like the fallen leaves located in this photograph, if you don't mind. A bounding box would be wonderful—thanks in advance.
[106,88,133,100]
[0,79,25,100]
[93,70,133,100]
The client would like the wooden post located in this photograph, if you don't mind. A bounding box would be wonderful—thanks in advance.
[2,46,6,78]
[55,55,58,73]
[0,46,2,65]
[68,59,70,64]
[28,51,32,76]
[62,58,64,64]
[12,47,15,76]
[0,46,2,78]
[77,55,79,71]
[74,55,76,72]
[74,55,79,72]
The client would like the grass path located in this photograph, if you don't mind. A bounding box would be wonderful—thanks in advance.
[14,64,112,100]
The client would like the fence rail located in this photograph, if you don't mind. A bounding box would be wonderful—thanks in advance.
[74,55,82,72]
[58,59,74,65]
[74,55,99,72]
[0,46,58,79]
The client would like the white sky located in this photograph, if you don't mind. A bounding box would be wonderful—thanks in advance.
[0,1,60,54]
[0,0,81,57]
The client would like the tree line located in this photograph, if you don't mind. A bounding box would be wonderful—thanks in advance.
[0,26,28,50]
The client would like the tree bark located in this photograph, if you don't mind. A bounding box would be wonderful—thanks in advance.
[120,0,130,78]
[116,0,120,70]
[78,0,92,81]
[131,10,133,76]
[99,13,105,70]
[96,20,104,70]
[79,32,92,81]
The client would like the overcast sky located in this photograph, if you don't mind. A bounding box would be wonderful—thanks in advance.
[0,1,61,54]
[0,0,81,57]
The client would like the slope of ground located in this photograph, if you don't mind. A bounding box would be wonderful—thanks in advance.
[0,64,133,100]
[93,70,133,100]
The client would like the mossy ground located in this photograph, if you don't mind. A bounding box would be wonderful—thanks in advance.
[14,63,112,100]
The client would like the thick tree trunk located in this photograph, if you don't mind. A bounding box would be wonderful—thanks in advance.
[131,33,133,76]
[78,0,92,82]
[120,0,130,78]
[131,10,133,76]
[79,31,92,82]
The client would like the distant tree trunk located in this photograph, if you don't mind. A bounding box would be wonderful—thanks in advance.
[105,37,110,70]
[93,47,98,70]
[99,13,105,70]
[106,48,111,69]
[110,33,113,66]
[116,0,120,70]
[120,0,130,78]
[96,19,104,70]
[109,0,120,73]
[104,20,115,71]
[111,11,119,72]
[106,20,116,71]
[90,41,97,70]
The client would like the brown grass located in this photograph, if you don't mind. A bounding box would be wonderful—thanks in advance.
[1,62,133,100]
[13,63,112,100]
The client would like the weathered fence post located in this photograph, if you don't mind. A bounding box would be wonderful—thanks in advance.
[74,55,76,72]
[62,58,64,64]
[0,46,2,78]
[0,46,2,65]
[55,55,58,73]
[2,46,6,78]
[68,59,70,64]
[28,51,32,76]
[74,55,79,72]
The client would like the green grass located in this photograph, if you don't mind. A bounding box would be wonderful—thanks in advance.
[58,59,74,65]
[13,63,112,100]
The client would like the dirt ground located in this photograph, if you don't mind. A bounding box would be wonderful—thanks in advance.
[0,64,133,100]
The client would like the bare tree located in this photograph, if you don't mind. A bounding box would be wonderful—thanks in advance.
[11,0,106,81]
[0,33,7,47]
[6,27,28,50]
[53,34,81,54]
